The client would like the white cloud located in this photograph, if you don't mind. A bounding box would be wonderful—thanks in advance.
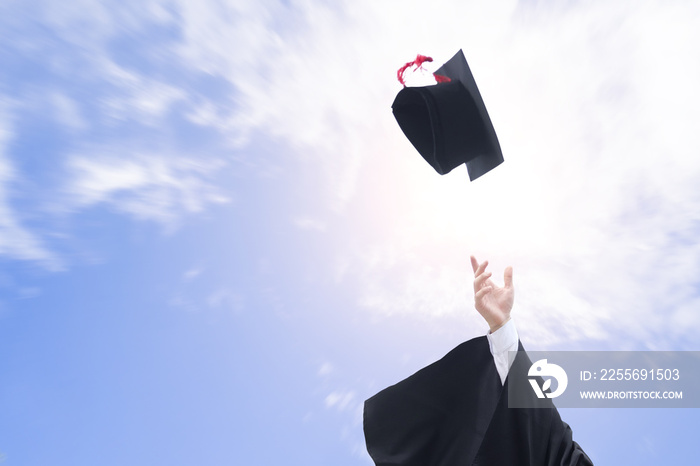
[324,390,356,412]
[206,288,244,311]
[50,92,88,131]
[183,267,203,281]
[0,1,237,267]
[98,58,187,125]
[0,99,61,269]
[62,152,229,228]
[318,362,334,376]
[39,0,172,48]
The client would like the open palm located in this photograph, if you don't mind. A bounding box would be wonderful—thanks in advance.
[470,255,514,332]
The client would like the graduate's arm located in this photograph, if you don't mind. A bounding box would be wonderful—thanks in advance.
[471,257,593,464]
[471,256,517,384]
[486,318,519,385]
[470,255,513,333]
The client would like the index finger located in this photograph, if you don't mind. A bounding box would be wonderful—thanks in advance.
[470,255,479,273]
[474,260,489,278]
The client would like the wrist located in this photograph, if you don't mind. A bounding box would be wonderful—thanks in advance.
[488,316,511,334]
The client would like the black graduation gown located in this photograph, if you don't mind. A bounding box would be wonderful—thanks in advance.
[363,336,593,466]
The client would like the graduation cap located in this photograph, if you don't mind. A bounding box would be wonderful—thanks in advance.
[392,50,503,181]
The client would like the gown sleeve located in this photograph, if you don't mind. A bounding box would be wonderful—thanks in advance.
[363,337,501,466]
[363,338,594,466]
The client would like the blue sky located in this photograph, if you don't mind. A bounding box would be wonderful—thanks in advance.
[1,0,699,464]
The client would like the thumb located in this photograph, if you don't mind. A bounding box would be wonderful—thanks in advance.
[504,266,514,288]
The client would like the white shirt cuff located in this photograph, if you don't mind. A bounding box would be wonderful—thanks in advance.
[486,319,519,385]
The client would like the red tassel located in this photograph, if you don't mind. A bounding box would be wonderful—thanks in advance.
[397,54,434,87]
[433,73,452,83]
[397,54,452,87]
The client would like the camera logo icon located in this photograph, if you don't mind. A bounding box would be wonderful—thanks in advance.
[528,359,568,398]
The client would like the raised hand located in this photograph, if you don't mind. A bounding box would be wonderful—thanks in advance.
[470,255,514,333]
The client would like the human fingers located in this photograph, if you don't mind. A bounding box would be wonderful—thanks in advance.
[475,285,493,300]
[470,255,479,273]
[474,271,493,290]
[474,260,489,278]
[504,266,514,289]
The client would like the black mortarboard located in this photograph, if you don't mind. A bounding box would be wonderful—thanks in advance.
[392,50,503,181]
